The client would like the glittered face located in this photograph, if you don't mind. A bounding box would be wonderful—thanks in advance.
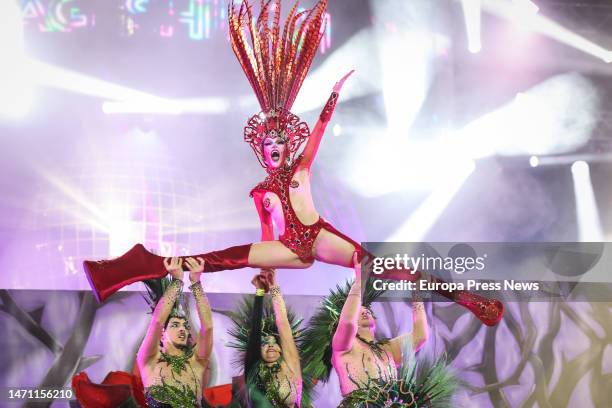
[163,317,190,348]
[260,335,282,363]
[359,306,376,330]
[262,134,288,169]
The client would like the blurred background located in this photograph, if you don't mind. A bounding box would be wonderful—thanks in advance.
[0,0,611,406]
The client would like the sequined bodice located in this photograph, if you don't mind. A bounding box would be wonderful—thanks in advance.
[250,156,323,262]
[333,340,399,397]
[269,366,301,407]
[141,353,203,408]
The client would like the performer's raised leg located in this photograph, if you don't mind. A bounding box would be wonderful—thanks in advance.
[84,241,311,302]
[312,227,503,327]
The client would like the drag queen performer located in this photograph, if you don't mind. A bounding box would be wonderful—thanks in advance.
[229,269,312,407]
[83,0,503,326]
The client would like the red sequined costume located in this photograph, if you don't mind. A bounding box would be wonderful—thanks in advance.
[250,154,346,264]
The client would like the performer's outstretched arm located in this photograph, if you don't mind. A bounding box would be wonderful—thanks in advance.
[245,276,266,376]
[266,269,300,371]
[410,296,428,351]
[332,253,361,352]
[253,193,274,241]
[300,70,354,170]
[185,257,213,363]
[386,296,429,365]
[137,257,184,365]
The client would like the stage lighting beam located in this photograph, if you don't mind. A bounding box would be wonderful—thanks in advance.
[462,0,482,53]
[481,0,611,63]
[571,161,603,241]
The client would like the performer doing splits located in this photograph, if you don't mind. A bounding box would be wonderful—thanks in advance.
[83,0,502,326]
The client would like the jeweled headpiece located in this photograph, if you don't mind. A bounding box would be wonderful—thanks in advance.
[228,0,328,167]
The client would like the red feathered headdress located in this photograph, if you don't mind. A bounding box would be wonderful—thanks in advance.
[228,0,328,167]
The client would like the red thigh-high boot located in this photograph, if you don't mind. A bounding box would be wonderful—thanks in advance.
[83,243,252,302]
[355,248,504,327]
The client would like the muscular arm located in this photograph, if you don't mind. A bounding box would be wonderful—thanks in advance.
[270,285,300,371]
[386,300,428,365]
[253,193,274,241]
[190,281,213,363]
[137,278,183,366]
[332,279,361,353]
[411,300,428,352]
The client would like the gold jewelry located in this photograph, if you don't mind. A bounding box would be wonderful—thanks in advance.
[256,288,265,296]
[269,285,281,297]
[412,302,425,313]
[189,280,203,293]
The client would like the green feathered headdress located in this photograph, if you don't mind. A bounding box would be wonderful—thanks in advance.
[301,277,386,382]
[227,295,315,407]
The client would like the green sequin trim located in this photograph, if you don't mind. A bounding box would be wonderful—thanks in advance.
[147,379,198,408]
[158,345,194,375]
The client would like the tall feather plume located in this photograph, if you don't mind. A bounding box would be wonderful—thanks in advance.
[228,0,328,113]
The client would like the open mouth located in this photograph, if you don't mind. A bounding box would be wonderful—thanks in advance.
[178,333,186,341]
[271,150,280,161]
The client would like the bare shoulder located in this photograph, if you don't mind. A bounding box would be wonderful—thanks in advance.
[190,353,209,370]
[138,355,159,382]
[293,164,311,179]
[333,343,356,360]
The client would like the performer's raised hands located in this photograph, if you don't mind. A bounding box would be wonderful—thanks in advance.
[251,271,269,293]
[184,256,205,283]
[261,267,276,287]
[163,257,183,281]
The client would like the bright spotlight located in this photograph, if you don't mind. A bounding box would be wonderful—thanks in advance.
[103,97,230,115]
[513,0,539,16]
[333,123,342,136]
[388,159,476,241]
[462,0,482,53]
[529,156,539,167]
[570,161,603,241]
[482,0,609,62]
[460,74,598,157]
[0,1,34,119]
[103,100,181,115]
[571,160,589,176]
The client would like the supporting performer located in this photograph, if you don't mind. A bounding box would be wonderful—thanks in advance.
[302,253,459,407]
[83,0,503,327]
[137,257,213,408]
[228,269,312,407]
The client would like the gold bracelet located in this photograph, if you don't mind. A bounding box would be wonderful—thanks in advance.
[255,288,265,296]
[189,281,205,297]
[269,285,281,297]
[412,302,425,313]
[189,280,202,290]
